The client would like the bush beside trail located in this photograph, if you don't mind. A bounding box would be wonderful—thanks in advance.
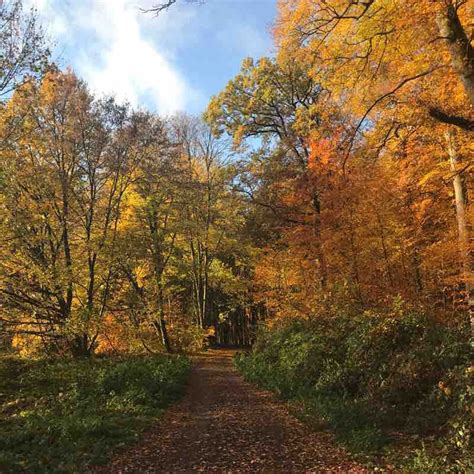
[236,311,473,472]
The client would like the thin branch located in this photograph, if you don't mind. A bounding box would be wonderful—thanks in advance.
[141,0,201,15]
[342,67,441,171]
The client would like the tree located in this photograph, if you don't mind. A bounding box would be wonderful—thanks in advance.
[275,0,473,133]
[172,115,245,332]
[0,71,147,355]
[445,128,473,328]
[118,113,182,353]
[274,0,473,326]
[205,56,338,291]
[0,0,49,100]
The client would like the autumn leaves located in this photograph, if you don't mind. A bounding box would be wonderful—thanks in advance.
[204,0,473,322]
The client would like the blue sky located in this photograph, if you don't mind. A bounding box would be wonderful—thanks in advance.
[28,0,277,115]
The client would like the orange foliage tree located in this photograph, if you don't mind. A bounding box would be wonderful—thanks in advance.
[206,0,473,326]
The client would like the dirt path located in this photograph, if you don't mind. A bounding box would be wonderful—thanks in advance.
[103,350,368,473]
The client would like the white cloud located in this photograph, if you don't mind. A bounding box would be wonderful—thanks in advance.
[77,0,189,114]
[29,0,197,114]
[26,0,276,115]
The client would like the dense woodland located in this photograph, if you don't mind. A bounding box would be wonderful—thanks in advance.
[0,0,473,471]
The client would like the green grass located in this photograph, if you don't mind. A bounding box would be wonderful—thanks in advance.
[0,353,191,473]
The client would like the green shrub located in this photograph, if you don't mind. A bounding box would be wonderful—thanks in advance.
[235,311,472,468]
[0,354,190,472]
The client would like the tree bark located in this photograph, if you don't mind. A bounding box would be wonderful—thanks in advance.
[445,129,473,330]
[312,192,327,291]
[436,3,474,106]
[155,272,172,353]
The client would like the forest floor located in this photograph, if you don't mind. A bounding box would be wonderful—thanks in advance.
[100,349,373,473]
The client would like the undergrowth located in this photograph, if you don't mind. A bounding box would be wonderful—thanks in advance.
[0,354,190,472]
[235,311,473,472]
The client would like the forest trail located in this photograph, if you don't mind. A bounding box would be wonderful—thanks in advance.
[101,349,368,473]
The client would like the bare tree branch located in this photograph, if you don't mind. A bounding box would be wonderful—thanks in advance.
[141,1,177,15]
[429,107,474,132]
[141,0,202,16]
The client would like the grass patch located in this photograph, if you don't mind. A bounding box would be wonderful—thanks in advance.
[0,353,190,472]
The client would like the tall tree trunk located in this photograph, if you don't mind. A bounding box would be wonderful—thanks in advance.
[375,210,395,288]
[61,186,73,318]
[436,3,474,106]
[312,192,327,291]
[202,249,208,327]
[190,241,204,327]
[412,251,424,295]
[348,202,364,306]
[445,129,473,330]
[156,282,172,353]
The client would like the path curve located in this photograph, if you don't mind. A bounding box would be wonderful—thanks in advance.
[102,350,367,473]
